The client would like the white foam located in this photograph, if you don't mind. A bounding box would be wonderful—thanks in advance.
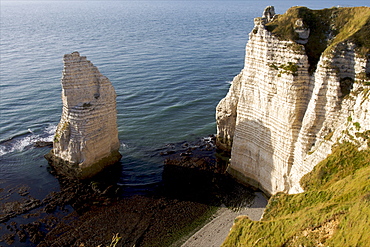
[120,142,128,150]
[0,146,7,156]
[45,124,57,136]
[201,136,215,147]
[0,124,57,156]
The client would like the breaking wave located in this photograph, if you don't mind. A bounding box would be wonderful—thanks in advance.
[0,125,56,156]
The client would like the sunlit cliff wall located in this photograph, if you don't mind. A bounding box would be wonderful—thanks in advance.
[216,6,370,195]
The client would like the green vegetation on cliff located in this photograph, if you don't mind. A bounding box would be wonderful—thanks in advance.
[265,6,370,73]
[222,142,370,246]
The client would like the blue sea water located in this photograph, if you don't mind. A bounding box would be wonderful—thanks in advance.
[1,0,368,198]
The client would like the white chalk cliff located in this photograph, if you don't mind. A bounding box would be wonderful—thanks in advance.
[46,52,121,179]
[216,6,370,195]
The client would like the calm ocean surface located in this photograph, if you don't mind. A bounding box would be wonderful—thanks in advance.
[1,0,368,197]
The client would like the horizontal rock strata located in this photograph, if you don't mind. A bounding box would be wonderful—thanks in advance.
[46,52,121,179]
[216,6,370,195]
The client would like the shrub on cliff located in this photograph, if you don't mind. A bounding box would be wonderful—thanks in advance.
[221,142,370,246]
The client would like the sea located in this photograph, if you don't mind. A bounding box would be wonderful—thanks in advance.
[1,0,368,213]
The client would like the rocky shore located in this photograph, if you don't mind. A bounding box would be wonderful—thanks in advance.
[0,136,266,246]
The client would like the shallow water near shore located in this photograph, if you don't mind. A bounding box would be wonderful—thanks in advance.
[1,0,368,245]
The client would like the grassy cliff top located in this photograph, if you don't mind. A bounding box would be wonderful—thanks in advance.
[265,6,370,72]
[221,139,370,246]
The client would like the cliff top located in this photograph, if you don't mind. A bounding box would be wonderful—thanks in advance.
[265,6,370,72]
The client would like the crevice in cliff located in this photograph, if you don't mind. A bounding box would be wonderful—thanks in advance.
[265,7,328,74]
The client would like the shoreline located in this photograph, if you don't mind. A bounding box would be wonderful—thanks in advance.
[181,192,267,247]
[0,136,268,246]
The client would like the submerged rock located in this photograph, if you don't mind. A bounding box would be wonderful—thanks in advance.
[46,52,121,179]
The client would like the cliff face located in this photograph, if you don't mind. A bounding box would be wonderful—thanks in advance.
[46,52,121,179]
[216,6,370,195]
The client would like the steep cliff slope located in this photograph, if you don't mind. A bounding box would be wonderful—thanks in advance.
[216,6,370,195]
[46,52,121,179]
[222,142,370,246]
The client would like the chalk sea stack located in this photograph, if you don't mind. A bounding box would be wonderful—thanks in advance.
[216,6,370,195]
[45,52,121,179]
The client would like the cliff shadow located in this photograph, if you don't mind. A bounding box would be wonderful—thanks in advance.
[160,137,259,209]
[302,48,357,154]
[161,164,257,208]
[337,45,356,101]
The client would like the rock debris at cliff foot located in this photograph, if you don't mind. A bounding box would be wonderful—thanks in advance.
[45,52,121,179]
[216,6,370,195]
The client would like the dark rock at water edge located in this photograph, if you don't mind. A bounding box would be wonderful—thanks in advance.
[45,150,122,180]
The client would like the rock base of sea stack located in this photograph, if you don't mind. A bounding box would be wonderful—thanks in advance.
[45,150,122,180]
